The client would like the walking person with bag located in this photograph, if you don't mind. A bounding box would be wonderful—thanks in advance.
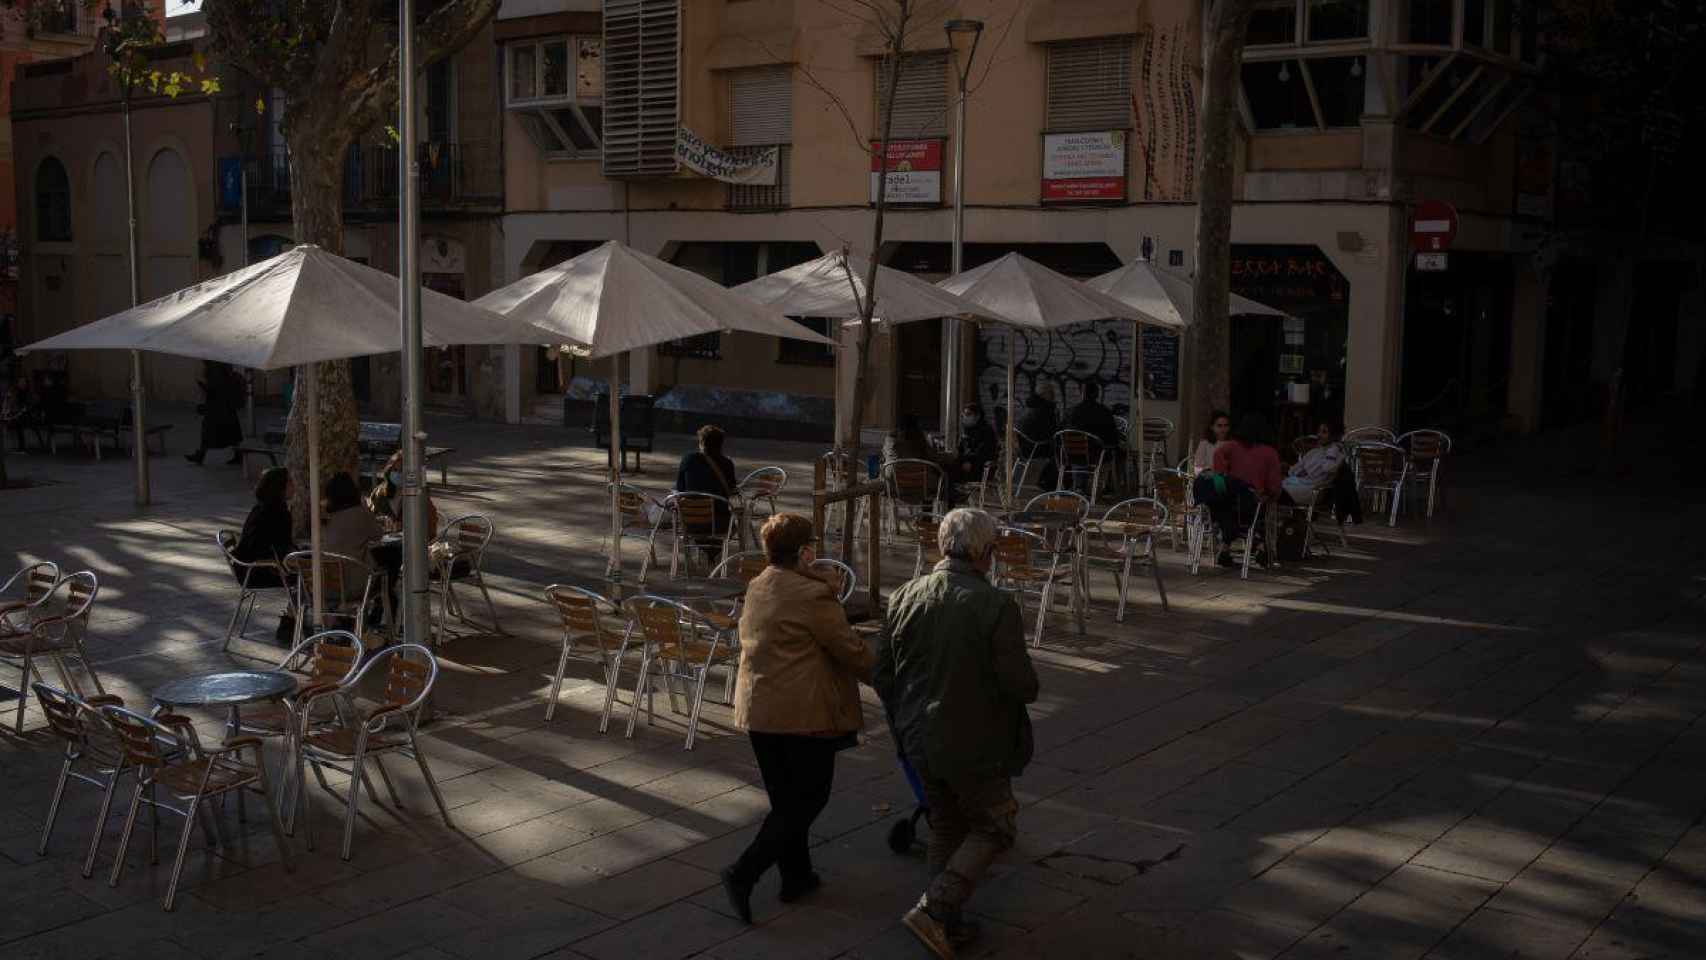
[186,361,246,465]
[876,508,1040,957]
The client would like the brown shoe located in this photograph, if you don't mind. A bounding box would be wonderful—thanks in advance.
[902,906,956,959]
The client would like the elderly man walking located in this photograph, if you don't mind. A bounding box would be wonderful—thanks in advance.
[875,508,1040,957]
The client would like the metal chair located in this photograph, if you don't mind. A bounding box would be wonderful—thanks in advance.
[1342,426,1397,447]
[1,570,102,735]
[1085,499,1170,620]
[430,514,503,640]
[1186,494,1271,581]
[1151,468,1194,552]
[215,531,288,650]
[542,585,633,730]
[1053,429,1107,502]
[297,644,452,860]
[1024,489,1092,522]
[912,515,943,577]
[1397,429,1451,518]
[0,560,58,626]
[883,458,946,544]
[622,596,733,750]
[993,526,1083,648]
[819,450,865,542]
[1003,430,1044,503]
[101,704,292,910]
[1139,418,1174,490]
[661,492,736,576]
[733,466,787,548]
[282,550,374,647]
[810,557,858,604]
[1354,442,1410,527]
[611,483,666,582]
[32,683,132,878]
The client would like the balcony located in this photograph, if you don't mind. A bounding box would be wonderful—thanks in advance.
[230,140,501,216]
[32,1,101,37]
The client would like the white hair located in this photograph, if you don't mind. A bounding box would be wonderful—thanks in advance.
[938,508,997,561]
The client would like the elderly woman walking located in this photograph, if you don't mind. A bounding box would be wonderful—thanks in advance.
[720,513,873,923]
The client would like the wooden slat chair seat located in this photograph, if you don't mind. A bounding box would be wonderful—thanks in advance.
[32,683,133,879]
[622,597,734,750]
[1084,498,1170,620]
[544,585,636,731]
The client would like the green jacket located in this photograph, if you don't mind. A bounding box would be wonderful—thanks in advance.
[875,558,1039,781]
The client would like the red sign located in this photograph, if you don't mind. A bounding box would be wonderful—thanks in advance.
[1410,200,1458,252]
[870,139,942,204]
[1042,178,1125,201]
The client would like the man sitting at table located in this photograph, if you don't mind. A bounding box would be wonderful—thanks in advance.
[1065,382,1123,491]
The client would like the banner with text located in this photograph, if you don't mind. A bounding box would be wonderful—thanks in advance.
[869,139,943,205]
[1042,130,1127,202]
[676,127,778,185]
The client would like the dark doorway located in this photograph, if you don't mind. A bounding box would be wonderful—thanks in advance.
[1400,253,1513,435]
[1229,244,1350,442]
[1541,259,1598,428]
[1622,261,1685,412]
[896,318,944,430]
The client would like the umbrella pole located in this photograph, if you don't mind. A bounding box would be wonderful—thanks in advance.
[1131,320,1145,490]
[607,356,622,580]
[1005,326,1017,510]
[306,365,325,628]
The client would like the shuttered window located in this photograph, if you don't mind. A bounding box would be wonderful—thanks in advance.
[603,0,680,177]
[874,51,948,139]
[1046,37,1134,132]
[730,66,792,146]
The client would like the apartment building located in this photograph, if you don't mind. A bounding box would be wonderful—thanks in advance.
[9,11,507,419]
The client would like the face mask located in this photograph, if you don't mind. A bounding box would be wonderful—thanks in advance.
[387,470,402,488]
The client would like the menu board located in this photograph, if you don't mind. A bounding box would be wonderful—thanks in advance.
[1140,327,1179,401]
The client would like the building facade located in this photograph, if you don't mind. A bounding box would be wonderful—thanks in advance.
[495,0,1699,452]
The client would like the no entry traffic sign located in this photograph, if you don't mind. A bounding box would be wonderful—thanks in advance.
[1411,200,1458,252]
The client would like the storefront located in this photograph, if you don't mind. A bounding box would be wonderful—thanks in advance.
[1229,243,1350,446]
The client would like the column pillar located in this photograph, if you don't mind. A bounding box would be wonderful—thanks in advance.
[1342,205,1406,429]
[1505,260,1548,433]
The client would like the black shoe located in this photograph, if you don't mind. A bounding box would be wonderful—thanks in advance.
[184,452,204,465]
[1252,548,1269,568]
[778,871,821,903]
[720,866,754,925]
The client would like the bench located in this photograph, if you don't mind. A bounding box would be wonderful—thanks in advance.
[250,423,454,485]
[46,402,172,460]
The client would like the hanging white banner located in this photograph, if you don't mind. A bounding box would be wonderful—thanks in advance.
[675,128,778,186]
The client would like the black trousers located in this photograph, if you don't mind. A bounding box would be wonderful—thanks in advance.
[731,731,841,887]
[1192,474,1259,545]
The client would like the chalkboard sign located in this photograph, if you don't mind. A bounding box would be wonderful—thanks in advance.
[1141,327,1179,402]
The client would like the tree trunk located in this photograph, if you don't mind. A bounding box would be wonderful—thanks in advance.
[846,0,911,457]
[1187,0,1256,444]
[283,124,361,538]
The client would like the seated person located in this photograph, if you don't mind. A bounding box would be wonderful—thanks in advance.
[955,402,998,480]
[883,413,941,467]
[234,466,298,643]
[368,450,441,536]
[1063,381,1123,490]
[1281,422,1362,524]
[1193,414,1283,567]
[676,424,739,539]
[1016,385,1060,489]
[1192,410,1231,474]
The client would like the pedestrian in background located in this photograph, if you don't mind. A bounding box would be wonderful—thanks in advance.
[876,507,1039,957]
[721,513,873,923]
[186,360,245,465]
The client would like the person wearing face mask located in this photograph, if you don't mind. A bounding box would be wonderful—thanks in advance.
[368,451,441,536]
[955,403,997,482]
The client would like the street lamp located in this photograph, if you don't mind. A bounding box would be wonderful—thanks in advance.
[103,2,149,506]
[942,17,982,450]
[231,115,258,436]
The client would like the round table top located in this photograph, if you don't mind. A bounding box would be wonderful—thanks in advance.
[153,670,297,708]
[602,576,747,604]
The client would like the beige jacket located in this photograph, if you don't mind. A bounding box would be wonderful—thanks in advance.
[732,565,874,735]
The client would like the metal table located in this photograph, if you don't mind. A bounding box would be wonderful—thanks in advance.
[600,576,746,605]
[152,669,297,735]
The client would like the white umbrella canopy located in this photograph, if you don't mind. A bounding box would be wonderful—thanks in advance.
[936,252,1144,506]
[1087,259,1287,329]
[473,239,832,580]
[733,250,1003,324]
[21,243,555,634]
[474,240,827,359]
[22,244,553,370]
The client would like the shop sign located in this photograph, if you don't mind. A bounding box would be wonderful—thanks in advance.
[1041,131,1127,202]
[869,139,942,204]
[676,127,778,186]
[1415,252,1449,272]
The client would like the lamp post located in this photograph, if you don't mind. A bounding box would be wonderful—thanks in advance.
[943,18,982,450]
[103,4,149,506]
[398,0,430,648]
[231,116,257,436]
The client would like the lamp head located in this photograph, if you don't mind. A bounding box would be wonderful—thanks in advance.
[945,18,985,79]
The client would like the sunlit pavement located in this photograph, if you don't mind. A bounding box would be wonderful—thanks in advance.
[3,408,1704,959]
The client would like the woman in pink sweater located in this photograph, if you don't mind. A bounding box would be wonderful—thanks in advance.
[1193,414,1282,567]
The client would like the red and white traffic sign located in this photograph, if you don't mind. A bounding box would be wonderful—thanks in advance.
[1411,200,1458,252]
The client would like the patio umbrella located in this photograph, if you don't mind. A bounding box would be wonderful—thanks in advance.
[1088,259,1288,474]
[472,240,831,578]
[937,252,1145,507]
[733,250,1002,446]
[21,244,555,628]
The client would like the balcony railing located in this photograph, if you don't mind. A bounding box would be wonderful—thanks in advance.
[232,140,500,214]
[726,145,791,211]
[34,2,101,37]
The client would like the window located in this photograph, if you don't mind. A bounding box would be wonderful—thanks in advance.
[1241,60,1316,130]
[1045,37,1133,132]
[778,317,834,366]
[1248,0,1368,45]
[875,51,948,139]
[1306,0,1368,42]
[1402,0,1454,45]
[1308,56,1367,127]
[507,35,603,159]
[34,158,71,242]
[727,66,792,210]
[603,0,681,177]
[659,332,721,359]
[1247,0,1299,45]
